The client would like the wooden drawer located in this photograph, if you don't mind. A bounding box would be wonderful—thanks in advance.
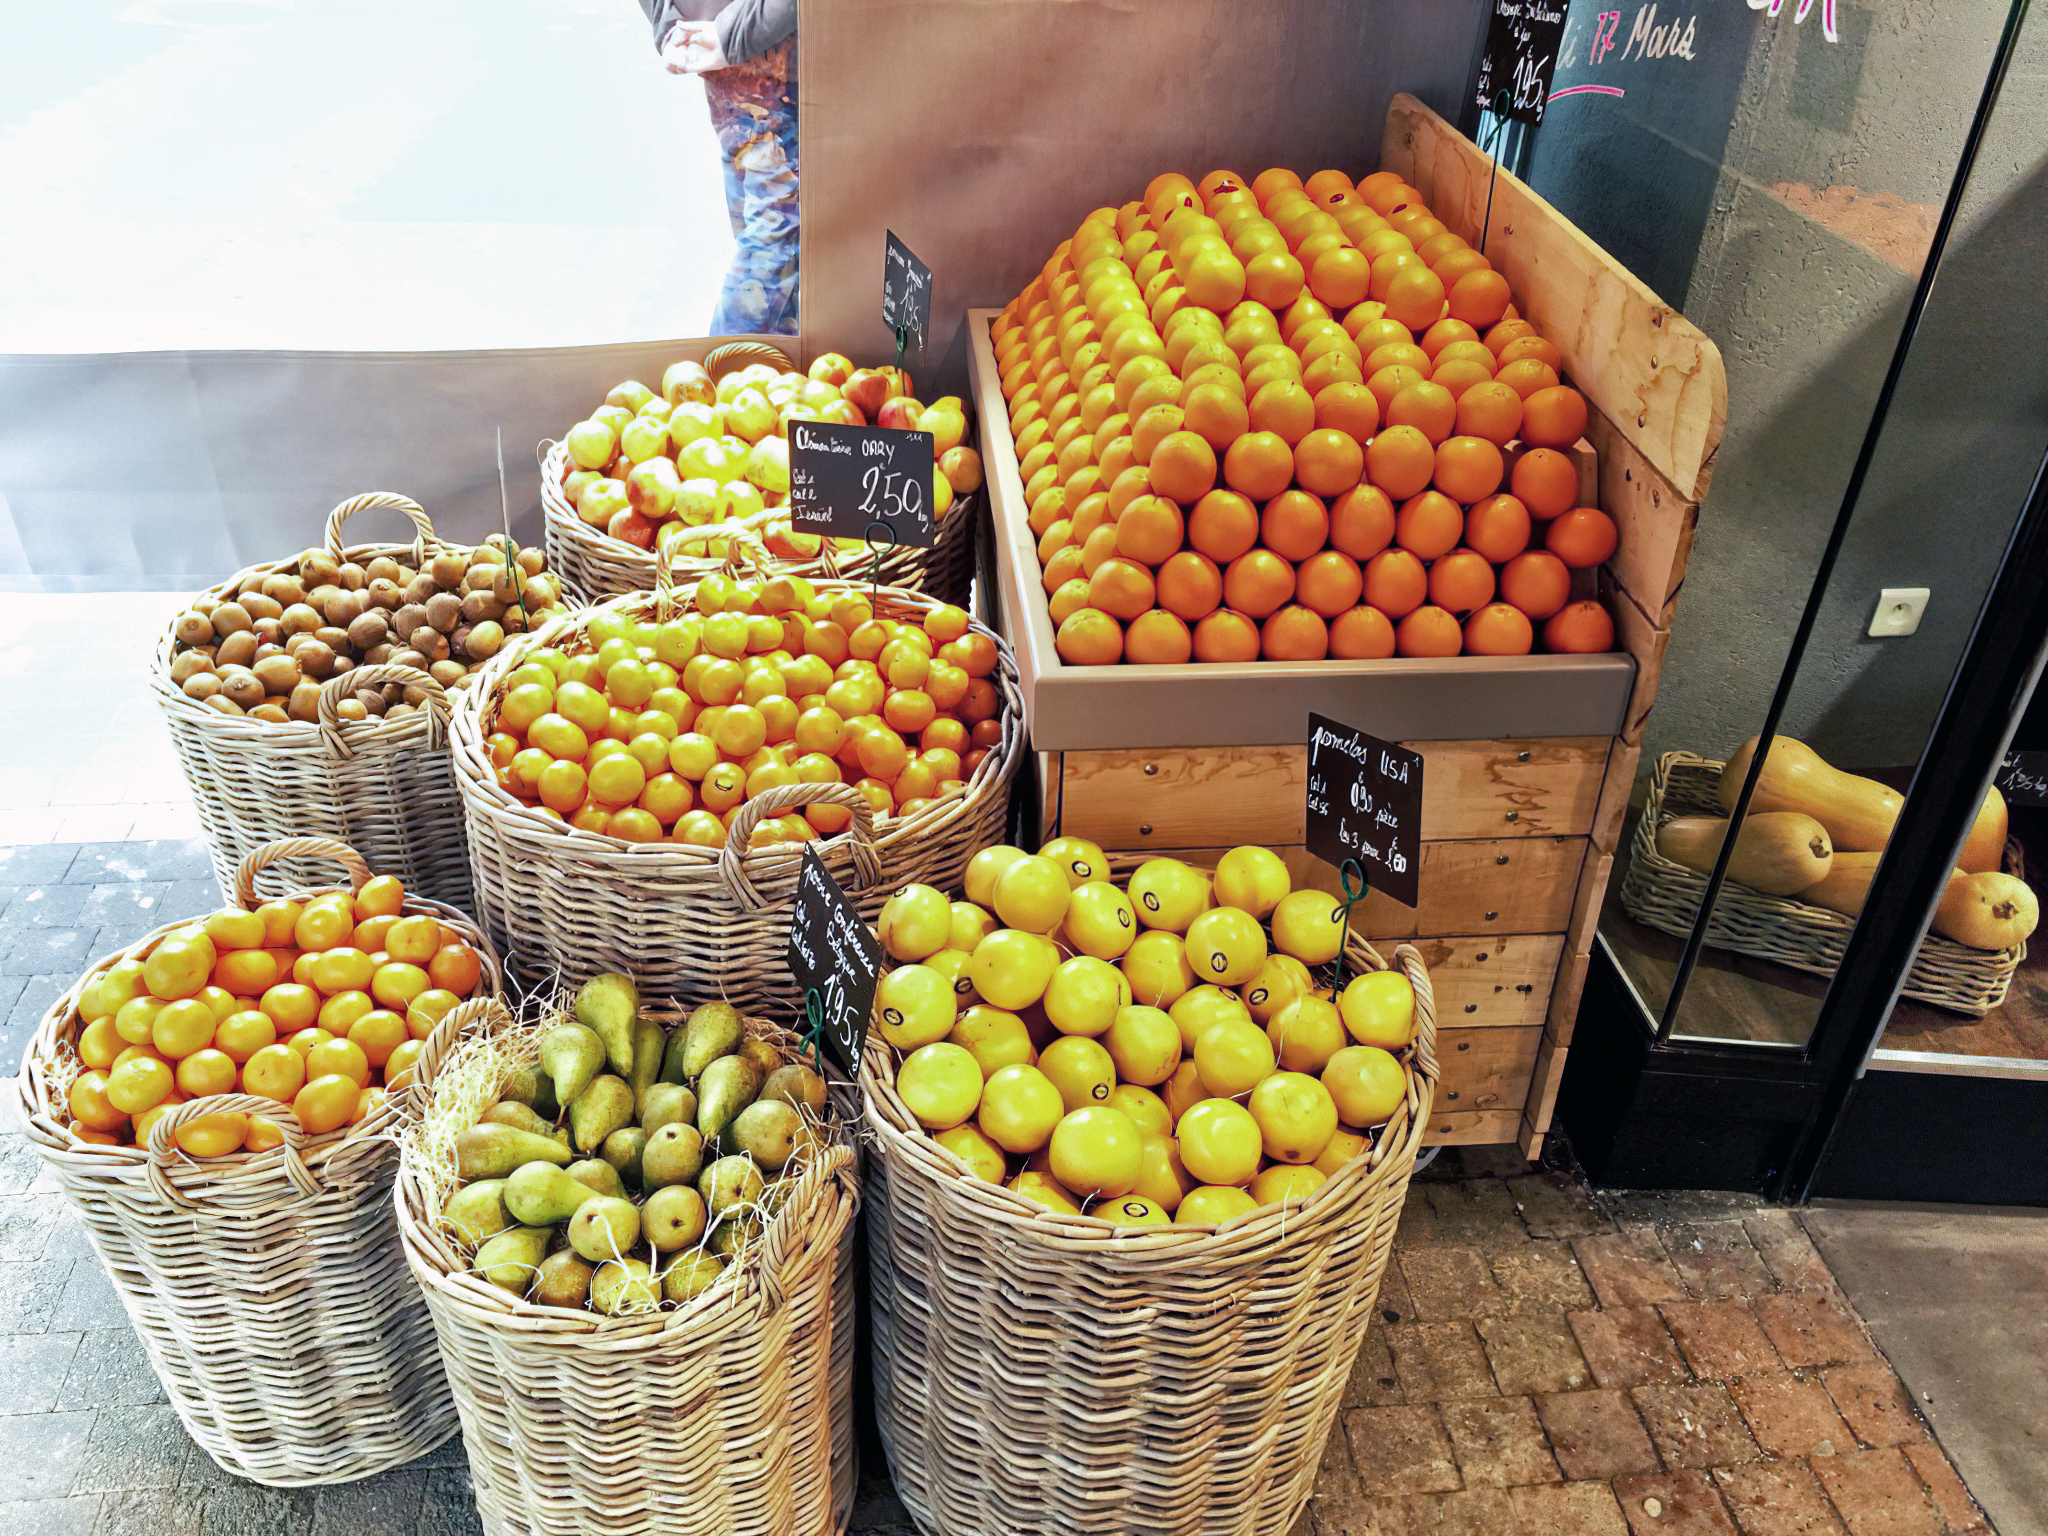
[1433,1025,1541,1119]
[1424,1108,1523,1145]
[1408,934,1565,1029]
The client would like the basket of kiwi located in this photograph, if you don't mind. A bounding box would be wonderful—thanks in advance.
[150,492,572,908]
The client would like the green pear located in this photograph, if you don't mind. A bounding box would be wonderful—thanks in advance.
[640,1082,696,1134]
[698,1154,765,1218]
[732,1099,803,1172]
[443,1179,510,1245]
[643,1186,708,1253]
[568,1196,642,1261]
[499,1068,539,1106]
[697,1056,763,1144]
[574,973,641,1077]
[568,1075,635,1153]
[505,1161,601,1226]
[456,1123,572,1180]
[475,1225,551,1291]
[538,1021,606,1108]
[591,1256,660,1316]
[530,1072,560,1120]
[663,1251,725,1303]
[482,1102,567,1144]
[677,1001,745,1081]
[641,1123,705,1190]
[760,1063,828,1117]
[530,1250,595,1309]
[602,1126,649,1190]
[738,1038,783,1076]
[629,1018,667,1114]
[709,1216,761,1262]
[567,1158,625,1200]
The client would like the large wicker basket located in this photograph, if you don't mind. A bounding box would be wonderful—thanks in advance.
[540,438,980,608]
[395,996,861,1536]
[450,578,1025,1002]
[150,492,485,908]
[10,837,506,1485]
[1619,751,2025,1016]
[861,892,1437,1536]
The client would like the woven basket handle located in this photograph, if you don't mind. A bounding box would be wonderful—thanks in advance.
[233,837,374,910]
[325,491,437,567]
[146,1095,320,1206]
[316,662,449,759]
[717,783,882,910]
[758,1141,857,1310]
[408,995,519,1109]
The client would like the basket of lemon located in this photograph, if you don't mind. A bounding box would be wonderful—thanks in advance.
[859,839,1435,1536]
[10,836,504,1486]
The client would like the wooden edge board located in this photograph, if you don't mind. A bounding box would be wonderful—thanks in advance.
[1427,1107,1524,1146]
[1588,408,1698,621]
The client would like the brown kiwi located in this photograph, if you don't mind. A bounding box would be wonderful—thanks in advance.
[204,694,244,716]
[337,562,367,591]
[181,672,222,701]
[219,668,266,710]
[301,552,342,588]
[175,611,216,647]
[252,617,285,646]
[363,556,400,585]
[424,593,461,633]
[358,689,388,716]
[366,578,403,611]
[361,642,395,666]
[240,592,283,623]
[459,590,503,624]
[296,641,337,680]
[169,651,216,685]
[216,631,259,670]
[516,547,546,577]
[210,602,253,638]
[287,680,323,722]
[252,655,302,695]
[262,574,307,606]
[329,654,355,677]
[322,589,364,628]
[280,603,322,636]
[238,572,267,596]
[392,603,429,641]
[313,625,350,652]
[404,573,437,605]
[347,610,389,651]
[430,552,468,588]
[386,701,416,720]
[429,660,467,687]
[247,703,291,724]
[464,620,505,659]
[391,648,429,672]
[333,697,368,722]
[413,630,451,663]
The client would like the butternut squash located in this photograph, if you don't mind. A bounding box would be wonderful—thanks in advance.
[1718,736,1901,851]
[1797,851,1885,918]
[1958,786,2008,874]
[1799,855,2038,950]
[1656,812,1834,896]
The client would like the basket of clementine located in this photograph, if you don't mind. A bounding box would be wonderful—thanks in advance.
[10,836,505,1486]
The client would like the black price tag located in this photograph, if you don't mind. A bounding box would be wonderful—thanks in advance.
[1306,713,1423,909]
[882,231,931,368]
[787,419,937,549]
[1996,750,2048,809]
[787,846,884,1078]
[1474,0,1571,124]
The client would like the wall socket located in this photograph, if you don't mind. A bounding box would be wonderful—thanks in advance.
[1868,587,1930,637]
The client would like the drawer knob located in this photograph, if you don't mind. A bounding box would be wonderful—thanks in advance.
[1504,811,1518,823]
[1517,750,1531,762]
[1143,763,1157,776]
[1463,1006,1476,1015]
[1446,1091,1460,1101]
[1139,823,1153,836]
[1497,855,1510,866]
[1484,911,1498,922]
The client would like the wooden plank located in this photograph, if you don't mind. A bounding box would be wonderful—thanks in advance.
[1520,848,1615,1144]
[1408,933,1566,1030]
[1425,1107,1525,1147]
[1381,94,1726,504]
[1591,741,1642,861]
[1057,738,1609,849]
[1435,1025,1543,1118]
[1604,574,1671,749]
[1587,407,1698,624]
[1521,1033,1570,1157]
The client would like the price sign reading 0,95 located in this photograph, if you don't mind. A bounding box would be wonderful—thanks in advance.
[1305,713,1423,909]
[787,419,937,549]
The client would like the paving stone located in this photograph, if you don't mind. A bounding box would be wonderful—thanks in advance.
[0,1495,101,1536]
[57,1327,166,1410]
[0,1132,49,1195]
[1807,1448,1942,1536]
[1505,1172,1609,1238]
[1574,1231,1688,1308]
[1821,1364,1926,1450]
[65,843,210,887]
[1568,1306,1691,1388]
[95,1485,202,1536]
[1375,1260,1416,1325]
[1614,1469,1742,1536]
[1396,1186,1452,1246]
[198,1480,318,1536]
[1661,1301,1784,1380]
[12,886,91,929]
[74,885,174,949]
[1424,1486,1520,1533]
[1603,1190,1767,1227]
[1397,1246,1504,1321]
[7,973,67,1030]
[1343,1317,1405,1407]
[0,845,87,886]
[49,1258,130,1333]
[309,1468,426,1536]
[1535,1388,1660,1480]
[0,1408,96,1500]
[1747,1213,1838,1294]
[1327,1494,1428,1535]
[1752,1294,1874,1370]
[1509,1480,1633,1535]
[1662,1222,1776,1303]
[0,1332,83,1415]
[1712,1460,1848,1535]
[1898,1442,1987,1534]
[163,881,225,920]
[0,1193,70,1264]
[1424,1181,1527,1249]
[415,1468,482,1536]
[1475,1309,1591,1395]
[1490,1239,1595,1313]
[1,927,98,979]
[1386,1320,1497,1403]
[0,1256,74,1334]
[1632,1381,1763,1469]
[1726,1371,1856,1459]
[416,1434,469,1469]
[1343,1405,1462,1495]
[70,1404,192,1493]
[1308,1419,1365,1510]
[1438,1396,1559,1487]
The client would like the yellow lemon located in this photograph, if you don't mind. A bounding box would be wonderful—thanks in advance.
[1049,1105,1143,1198]
[948,900,997,953]
[934,1124,1008,1183]
[1213,845,1291,919]
[1133,1130,1197,1212]
[1099,1192,1171,1227]
[874,964,958,1050]
[1193,1018,1278,1099]
[1313,1124,1373,1175]
[1104,1005,1182,1086]
[963,845,1030,908]
[878,883,953,962]
[949,1005,1036,1077]
[1175,1184,1260,1225]
[898,1042,984,1131]
[1266,996,1348,1075]
[1064,881,1139,959]
[969,929,1060,1011]
[979,1064,1065,1153]
[1044,956,1130,1038]
[1339,970,1416,1048]
[924,948,978,1009]
[1121,930,1195,1007]
[1110,1083,1172,1136]
[1038,1035,1117,1112]
[1161,1060,1207,1123]
[1248,1071,1339,1164]
[1127,858,1208,932]
[1240,953,1314,1025]
[1175,1098,1263,1185]
[1250,1163,1327,1206]
[1323,1046,1408,1127]
[1185,906,1268,987]
[1008,1170,1082,1214]
[1271,888,1346,966]
[1038,835,1111,888]
[1169,984,1254,1051]
[993,854,1072,933]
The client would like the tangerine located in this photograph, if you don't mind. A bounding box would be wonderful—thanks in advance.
[1430,357,1495,399]
[1248,380,1316,445]
[1448,269,1512,327]
[1497,334,1565,372]
[1192,609,1262,662]
[1510,448,1579,519]
[1350,315,1413,353]
[1395,490,1464,560]
[1330,484,1397,560]
[1521,385,1589,449]
[1433,435,1505,502]
[1431,247,1494,291]
[1131,404,1185,465]
[1188,489,1260,563]
[1363,549,1428,618]
[1295,551,1365,617]
[1396,605,1464,657]
[1419,317,1480,359]
[1308,246,1371,309]
[1116,495,1186,565]
[1251,167,1304,204]
[1222,431,1295,500]
[1363,424,1435,499]
[1330,606,1397,658]
[1125,610,1194,664]
[1314,382,1380,442]
[1463,494,1532,563]
[1382,264,1447,333]
[1484,317,1537,355]
[1282,293,1336,342]
[1386,381,1457,444]
[1495,357,1561,400]
[1183,382,1251,450]
[1302,169,1355,200]
[1365,364,1426,415]
[1262,489,1331,561]
[1464,603,1535,656]
[1454,379,1524,444]
[1364,340,1431,376]
[1368,249,1424,302]
[1301,349,1364,396]
[1149,430,1219,504]
[1157,551,1225,621]
[1293,428,1365,497]
[1499,551,1572,620]
[1543,600,1615,653]
[1545,507,1619,568]
[1055,608,1124,666]
[1427,549,1497,614]
[1261,605,1329,660]
[1222,549,1297,618]
[1089,558,1157,621]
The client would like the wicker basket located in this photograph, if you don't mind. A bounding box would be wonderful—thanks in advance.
[539,438,980,608]
[394,996,862,1536]
[151,492,488,908]
[1618,751,2025,1016]
[10,837,506,1485]
[861,879,1437,1536]
[450,577,1025,1003]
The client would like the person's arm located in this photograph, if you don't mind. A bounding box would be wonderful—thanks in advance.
[712,0,797,66]
[637,0,682,49]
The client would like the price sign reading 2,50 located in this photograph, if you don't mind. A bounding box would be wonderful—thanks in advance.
[861,462,925,530]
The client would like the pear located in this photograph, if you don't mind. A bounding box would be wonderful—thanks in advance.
[499,1068,539,1106]
[457,1123,572,1180]
[569,1074,635,1153]
[567,1158,626,1200]
[530,1250,595,1309]
[738,1038,783,1076]
[443,1179,510,1245]
[475,1225,551,1291]
[505,1161,601,1226]
[629,1018,667,1115]
[574,973,641,1076]
[538,1021,606,1109]
[567,1196,642,1262]
[663,1251,726,1303]
[482,1102,568,1144]
[591,1256,660,1316]
[676,1001,744,1081]
[709,1215,761,1262]
[760,1063,828,1118]
[732,1099,803,1172]
[643,1185,708,1253]
[698,1153,765,1218]
[641,1123,705,1190]
[640,1082,696,1135]
[602,1126,649,1190]
[530,1073,560,1120]
[697,1056,763,1144]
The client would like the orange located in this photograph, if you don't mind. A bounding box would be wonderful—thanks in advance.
[1330,484,1397,561]
[1368,250,1424,303]
[1455,380,1524,445]
[1303,169,1355,200]
[1350,315,1412,353]
[1426,549,1496,614]
[1261,605,1329,660]
[1314,382,1380,442]
[1183,247,1247,311]
[1307,246,1370,309]
[1363,424,1434,499]
[1116,496,1186,566]
[1248,380,1315,446]
[1435,339,1498,372]
[1497,334,1564,372]
[1055,608,1125,666]
[1192,609,1262,662]
[1251,167,1304,204]
[1543,600,1615,654]
[1430,357,1495,400]
[1148,430,1220,504]
[1465,603,1535,656]
[1484,318,1538,356]
[1114,355,1172,412]
[1386,381,1456,444]
[1296,551,1364,617]
[1222,432,1295,500]
[1125,610,1194,665]
[1281,294,1335,342]
[1198,168,1249,200]
[1419,318,1480,359]
[1107,464,1155,518]
[1301,350,1364,397]
[1499,551,1572,620]
[1396,605,1463,657]
[1448,269,1512,327]
[1222,550,1297,619]
[1521,385,1590,449]
[1183,382,1251,450]
[1330,606,1397,658]
[1188,490,1260,563]
[1495,357,1561,400]
[1293,428,1365,497]
[1382,265,1447,333]
[1157,551,1225,621]
[1545,507,1619,568]
[1131,404,1185,465]
[1432,436,1505,503]
[1394,491,1463,560]
[1089,558,1158,621]
[1365,179,1423,216]
[1048,579,1092,627]
[1261,489,1330,561]
[1244,248,1306,311]
[1042,545,1086,594]
[1463,494,1532,563]
[1432,247,1494,291]
[1510,448,1579,519]
[1144,171,1198,212]
[1363,549,1428,618]
[1365,365,1425,415]
[1364,340,1431,376]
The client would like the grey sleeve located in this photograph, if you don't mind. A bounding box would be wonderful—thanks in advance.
[637,0,681,49]
[713,0,798,64]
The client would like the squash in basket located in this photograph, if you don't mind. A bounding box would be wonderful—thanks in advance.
[1799,853,2039,951]
[1959,787,2009,875]
[1655,812,1833,896]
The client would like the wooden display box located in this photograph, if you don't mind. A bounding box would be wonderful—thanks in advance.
[966,96,1725,1153]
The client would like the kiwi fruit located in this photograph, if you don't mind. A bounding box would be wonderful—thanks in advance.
[169,651,215,685]
[401,573,434,606]
[363,556,400,584]
[314,625,350,652]
[220,668,266,710]
[414,630,451,663]
[216,631,259,669]
[240,592,283,623]
[430,551,468,587]
[287,680,323,722]
[323,589,363,628]
[424,593,461,633]
[252,617,285,646]
[359,689,388,716]
[430,660,467,688]
[296,641,338,680]
[175,611,215,647]
[329,654,355,677]
[262,574,306,606]
[465,620,506,660]
[391,648,428,672]
[182,672,222,701]
[279,603,320,636]
[337,562,367,591]
[204,694,244,716]
[347,611,389,650]
[366,578,403,611]
[386,701,416,721]
[362,642,395,666]
[248,703,291,724]
[517,547,546,577]
[333,697,368,722]
[253,654,302,695]
[210,602,253,638]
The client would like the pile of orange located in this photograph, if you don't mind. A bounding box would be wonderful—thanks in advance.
[994,167,1619,664]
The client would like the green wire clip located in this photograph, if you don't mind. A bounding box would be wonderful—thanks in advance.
[864,517,897,606]
[1330,857,1368,1000]
[894,324,908,379]
[801,987,828,1075]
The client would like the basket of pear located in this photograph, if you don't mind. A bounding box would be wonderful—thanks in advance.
[858,837,1436,1536]
[396,972,860,1536]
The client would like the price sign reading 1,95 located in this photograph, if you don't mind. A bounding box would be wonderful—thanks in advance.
[1473,0,1570,125]
[882,231,932,368]
[1997,749,2048,809]
[787,845,884,1078]
[786,419,937,549]
[1305,713,1423,909]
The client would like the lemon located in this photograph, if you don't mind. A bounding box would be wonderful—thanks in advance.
[874,965,958,1050]
[968,929,1060,1011]
[963,844,1029,908]
[1044,956,1130,1037]
[1008,1170,1082,1214]
[1248,1071,1339,1163]
[1127,858,1208,933]
[1100,1193,1171,1227]
[1133,1130,1197,1212]
[949,900,998,953]
[898,1043,984,1131]
[924,946,979,1006]
[978,1064,1065,1153]
[1271,889,1346,966]
[1250,1164,1327,1206]
[993,854,1072,933]
[1103,1004,1182,1087]
[1169,984,1254,1051]
[1175,1184,1260,1225]
[1110,1082,1172,1136]
[1323,1046,1408,1127]
[1175,1098,1263,1185]
[1185,906,1268,986]
[1121,930,1195,1007]
[1038,1035,1116,1112]
[1064,881,1139,960]
[1240,953,1314,1025]
[1193,1018,1278,1099]
[1313,1124,1373,1175]
[934,1123,1008,1183]
[1038,835,1111,888]
[1266,996,1347,1075]
[878,883,953,962]
[1339,970,1416,1048]
[950,1005,1036,1076]
[1049,1105,1142,1198]
[1213,845,1291,919]
[1160,1060,1207,1123]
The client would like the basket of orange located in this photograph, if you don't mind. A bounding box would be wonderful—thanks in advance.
[10,836,503,1486]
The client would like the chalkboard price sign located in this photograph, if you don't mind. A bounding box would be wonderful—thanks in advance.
[882,231,932,368]
[787,419,937,548]
[1305,713,1423,909]
[1996,750,2048,809]
[1474,0,1572,124]
[787,846,884,1078]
